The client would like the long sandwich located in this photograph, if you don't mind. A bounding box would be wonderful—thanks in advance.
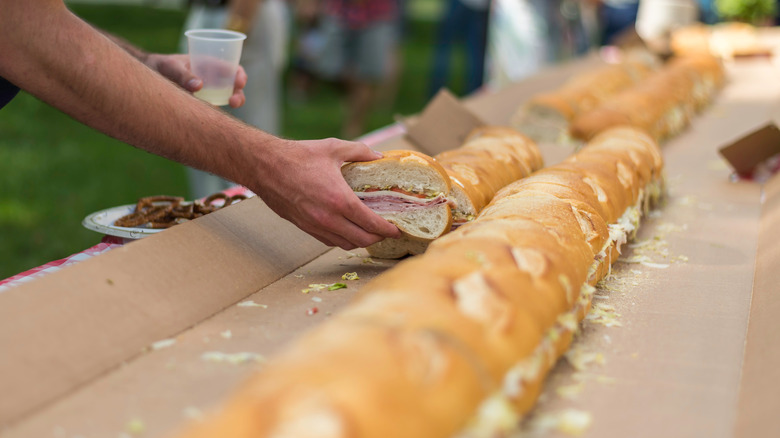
[510,60,655,143]
[344,126,543,259]
[341,150,455,257]
[569,55,725,142]
[168,126,665,438]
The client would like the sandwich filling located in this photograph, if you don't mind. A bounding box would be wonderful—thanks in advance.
[356,186,451,214]
[451,212,476,229]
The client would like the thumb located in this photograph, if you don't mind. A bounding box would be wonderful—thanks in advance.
[338,141,383,164]
[157,57,202,92]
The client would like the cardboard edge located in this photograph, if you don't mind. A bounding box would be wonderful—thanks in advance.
[404,88,487,156]
[734,172,780,438]
[718,122,780,176]
[0,198,328,426]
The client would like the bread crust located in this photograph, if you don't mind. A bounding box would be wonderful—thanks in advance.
[358,127,544,259]
[342,149,451,194]
[342,149,453,244]
[569,55,724,141]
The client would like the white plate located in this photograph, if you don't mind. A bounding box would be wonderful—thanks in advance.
[83,191,255,240]
[82,203,168,240]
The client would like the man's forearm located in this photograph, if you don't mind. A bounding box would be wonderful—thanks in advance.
[0,0,277,188]
[97,28,149,63]
[0,0,402,250]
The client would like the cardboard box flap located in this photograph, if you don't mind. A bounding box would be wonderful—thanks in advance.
[718,121,780,176]
[404,88,486,155]
[734,172,780,438]
[0,197,327,426]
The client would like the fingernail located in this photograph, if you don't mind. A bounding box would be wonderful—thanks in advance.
[186,78,202,90]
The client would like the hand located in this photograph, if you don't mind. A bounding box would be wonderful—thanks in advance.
[144,53,248,108]
[252,138,402,250]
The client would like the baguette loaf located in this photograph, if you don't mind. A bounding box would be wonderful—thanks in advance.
[510,61,655,143]
[341,150,453,244]
[169,125,665,438]
[362,126,543,259]
[569,55,725,142]
[672,22,772,60]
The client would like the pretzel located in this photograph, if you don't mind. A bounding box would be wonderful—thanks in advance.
[114,193,247,229]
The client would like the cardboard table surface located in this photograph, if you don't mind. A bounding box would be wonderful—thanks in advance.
[2,55,780,438]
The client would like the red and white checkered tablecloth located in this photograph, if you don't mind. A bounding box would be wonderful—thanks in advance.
[0,124,406,292]
[0,238,124,293]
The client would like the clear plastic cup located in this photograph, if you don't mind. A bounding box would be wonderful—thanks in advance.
[185,29,247,106]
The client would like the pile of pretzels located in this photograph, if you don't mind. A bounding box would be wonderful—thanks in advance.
[114,194,247,229]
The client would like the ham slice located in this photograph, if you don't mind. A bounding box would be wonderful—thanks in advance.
[356,191,448,214]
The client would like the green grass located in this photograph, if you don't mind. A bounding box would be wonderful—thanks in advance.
[0,5,191,279]
[0,4,460,280]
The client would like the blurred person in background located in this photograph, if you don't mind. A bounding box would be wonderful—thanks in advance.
[181,0,290,198]
[543,0,594,59]
[484,0,596,89]
[429,0,491,98]
[0,0,400,250]
[311,0,401,139]
[287,0,324,103]
[598,0,640,45]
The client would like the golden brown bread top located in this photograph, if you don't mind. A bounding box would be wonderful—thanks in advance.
[479,193,609,258]
[523,92,578,121]
[342,149,452,193]
[672,22,770,61]
[461,138,533,181]
[518,63,648,124]
[465,126,544,171]
[502,173,611,222]
[438,149,518,197]
[569,107,633,142]
[442,166,489,213]
[548,161,632,221]
[671,23,713,57]
[185,321,491,438]
[431,226,590,305]
[435,126,543,216]
[566,152,642,206]
[348,267,560,383]
[588,126,664,179]
[569,55,723,141]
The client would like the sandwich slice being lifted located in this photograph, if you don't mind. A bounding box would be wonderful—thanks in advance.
[342,150,454,257]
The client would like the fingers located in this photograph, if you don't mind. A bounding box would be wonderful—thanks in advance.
[293,193,397,250]
[229,67,248,108]
[308,212,390,250]
[155,55,202,92]
[255,138,398,250]
[302,225,358,251]
[184,77,203,92]
[229,89,246,108]
[343,196,401,239]
[235,66,248,90]
[333,140,383,164]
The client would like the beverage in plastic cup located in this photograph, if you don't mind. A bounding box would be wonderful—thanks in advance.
[185,29,247,106]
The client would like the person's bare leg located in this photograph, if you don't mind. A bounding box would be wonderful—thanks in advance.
[376,47,401,111]
[343,79,375,139]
